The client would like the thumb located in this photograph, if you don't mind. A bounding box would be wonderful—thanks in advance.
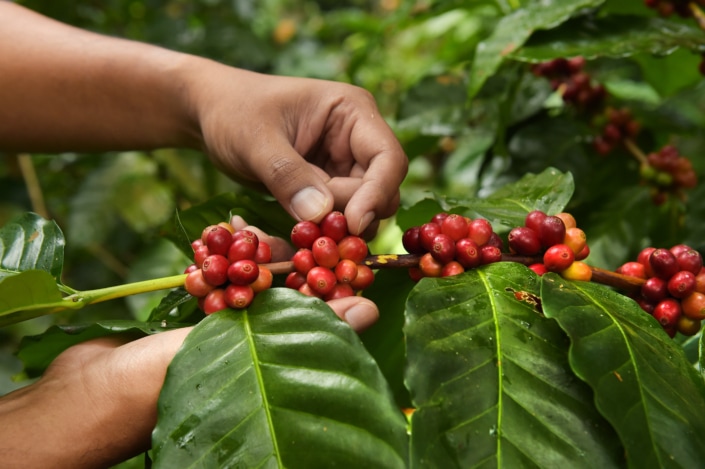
[255,145,334,223]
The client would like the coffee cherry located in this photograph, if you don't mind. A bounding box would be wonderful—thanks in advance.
[560,261,592,282]
[291,221,321,249]
[204,225,233,256]
[193,245,211,268]
[649,248,679,280]
[676,249,703,275]
[653,299,682,329]
[184,269,215,298]
[350,265,375,290]
[440,214,469,241]
[555,212,577,230]
[335,259,359,284]
[419,223,442,252]
[232,229,259,245]
[338,236,368,263]
[430,233,456,264]
[191,238,203,250]
[468,219,493,246]
[676,314,701,336]
[543,244,574,272]
[617,261,647,279]
[539,216,567,249]
[254,241,272,264]
[201,254,230,286]
[408,267,424,282]
[529,263,548,276]
[441,261,465,277]
[402,226,425,255]
[486,232,504,251]
[574,244,590,261]
[298,283,320,298]
[641,277,668,303]
[419,252,442,277]
[203,288,228,314]
[307,266,337,296]
[635,297,656,315]
[324,283,355,300]
[480,245,502,265]
[454,238,481,269]
[507,226,541,256]
[227,259,260,286]
[224,284,255,309]
[430,212,449,225]
[184,263,198,275]
[667,270,696,299]
[228,237,258,263]
[312,236,340,268]
[524,210,547,234]
[217,221,236,234]
[563,227,587,256]
[292,248,317,275]
[637,247,656,277]
[250,266,273,293]
[669,244,691,259]
[285,271,306,290]
[682,292,705,320]
[320,211,349,242]
[695,270,705,294]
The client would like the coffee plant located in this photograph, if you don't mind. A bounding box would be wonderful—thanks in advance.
[2,1,705,468]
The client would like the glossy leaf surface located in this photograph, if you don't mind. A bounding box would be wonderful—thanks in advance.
[541,274,705,467]
[405,263,621,468]
[153,288,409,468]
[0,212,64,281]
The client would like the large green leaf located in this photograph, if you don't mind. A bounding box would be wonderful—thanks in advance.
[152,288,409,468]
[0,212,65,282]
[16,320,186,377]
[405,263,622,468]
[541,274,705,467]
[467,0,606,98]
[512,15,705,62]
[0,270,69,327]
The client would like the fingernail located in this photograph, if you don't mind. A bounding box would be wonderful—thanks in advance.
[290,187,328,221]
[345,304,375,331]
[356,211,375,235]
[230,215,247,230]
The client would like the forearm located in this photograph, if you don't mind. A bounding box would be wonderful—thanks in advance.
[0,1,203,153]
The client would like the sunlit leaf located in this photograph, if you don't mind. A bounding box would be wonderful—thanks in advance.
[153,289,409,468]
[405,263,622,467]
[541,274,705,467]
[0,212,64,281]
[0,270,68,327]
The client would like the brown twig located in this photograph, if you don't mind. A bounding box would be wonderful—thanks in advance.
[17,153,49,219]
[623,138,649,167]
[262,253,648,292]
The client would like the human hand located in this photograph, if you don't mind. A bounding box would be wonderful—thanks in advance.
[187,64,408,237]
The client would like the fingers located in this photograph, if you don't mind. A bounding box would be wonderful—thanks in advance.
[229,215,295,262]
[325,296,379,332]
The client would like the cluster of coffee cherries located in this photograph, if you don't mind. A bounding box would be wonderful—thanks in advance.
[285,211,374,300]
[530,56,606,111]
[402,213,504,280]
[644,0,704,18]
[508,210,592,281]
[592,107,641,156]
[618,244,705,337]
[640,144,698,205]
[184,222,274,314]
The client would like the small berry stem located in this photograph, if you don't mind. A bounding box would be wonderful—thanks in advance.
[623,138,649,166]
[689,3,705,31]
[64,273,188,305]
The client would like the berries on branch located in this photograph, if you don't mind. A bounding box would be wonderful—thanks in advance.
[530,57,606,111]
[640,144,698,205]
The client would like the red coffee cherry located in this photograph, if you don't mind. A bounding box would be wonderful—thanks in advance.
[228,237,258,263]
[468,219,493,246]
[285,271,306,290]
[227,259,260,286]
[669,244,691,259]
[307,266,337,296]
[184,263,198,275]
[543,244,574,272]
[440,214,469,241]
[486,232,504,251]
[320,211,349,242]
[291,221,321,249]
[338,236,368,263]
[507,226,541,256]
[653,299,682,329]
[529,263,548,276]
[324,282,355,301]
[441,261,465,277]
[193,245,211,268]
[292,249,317,275]
[203,288,228,314]
[616,261,647,279]
[419,223,442,252]
[480,245,502,265]
[524,210,547,234]
[184,269,215,298]
[667,270,696,299]
[539,216,567,248]
[232,229,259,245]
[455,238,481,269]
[649,248,679,280]
[430,212,449,225]
[402,226,425,255]
[676,249,703,275]
[312,236,340,268]
[224,284,255,309]
[574,244,590,261]
[204,225,233,256]
[350,264,375,290]
[201,254,230,287]
[298,283,320,298]
[635,297,656,315]
[335,259,359,284]
[641,277,668,303]
[254,241,272,264]
[637,247,656,277]
[430,233,456,264]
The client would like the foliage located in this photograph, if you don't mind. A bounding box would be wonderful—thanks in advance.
[2,0,705,467]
